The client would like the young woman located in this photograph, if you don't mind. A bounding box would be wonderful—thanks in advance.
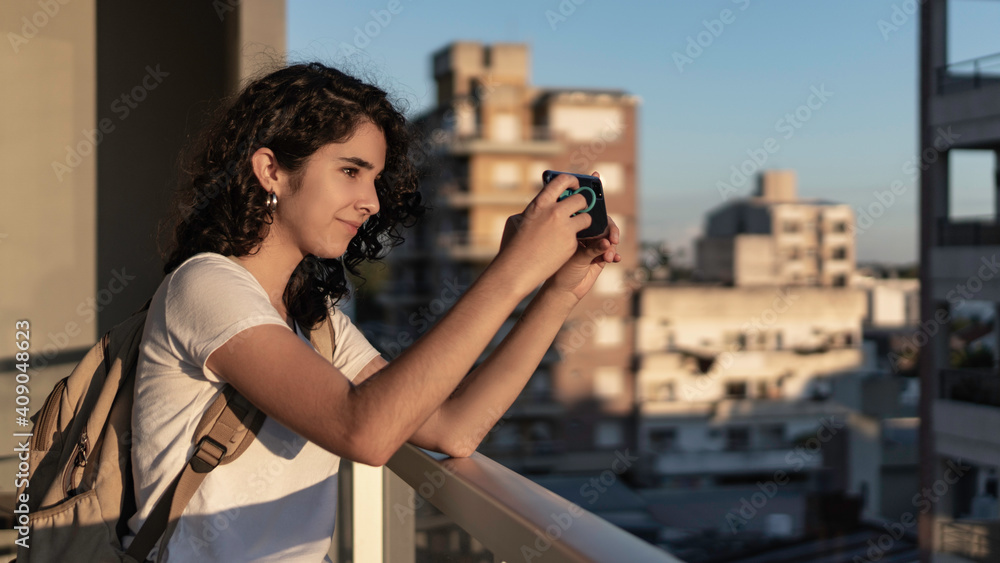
[124,62,620,561]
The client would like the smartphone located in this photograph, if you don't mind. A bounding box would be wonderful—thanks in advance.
[542,170,609,239]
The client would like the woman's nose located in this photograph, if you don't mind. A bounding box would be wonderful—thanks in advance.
[358,181,380,216]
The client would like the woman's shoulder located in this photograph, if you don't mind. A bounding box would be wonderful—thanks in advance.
[169,252,251,285]
[165,251,269,311]
[173,251,241,273]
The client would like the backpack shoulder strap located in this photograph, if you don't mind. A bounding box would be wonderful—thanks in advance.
[125,387,264,562]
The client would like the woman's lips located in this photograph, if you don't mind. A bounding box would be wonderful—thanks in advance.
[339,219,361,235]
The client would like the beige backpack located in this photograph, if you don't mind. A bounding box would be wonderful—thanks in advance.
[15,299,337,562]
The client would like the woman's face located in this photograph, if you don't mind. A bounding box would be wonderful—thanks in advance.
[276,120,386,259]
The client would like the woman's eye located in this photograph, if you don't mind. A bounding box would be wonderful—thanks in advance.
[343,167,358,178]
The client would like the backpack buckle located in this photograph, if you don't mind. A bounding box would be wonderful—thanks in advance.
[191,435,228,473]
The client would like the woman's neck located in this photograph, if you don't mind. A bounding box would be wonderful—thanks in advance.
[229,233,304,329]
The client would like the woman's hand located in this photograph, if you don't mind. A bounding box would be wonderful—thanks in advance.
[493,173,594,293]
[546,215,621,301]
[500,172,622,302]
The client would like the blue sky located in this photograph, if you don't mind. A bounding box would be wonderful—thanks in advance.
[287,0,1000,264]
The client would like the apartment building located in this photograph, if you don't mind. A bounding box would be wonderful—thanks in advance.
[631,167,924,541]
[696,170,856,287]
[380,42,641,473]
[919,2,1000,561]
[633,284,872,500]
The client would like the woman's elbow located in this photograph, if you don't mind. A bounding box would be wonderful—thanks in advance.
[441,435,478,458]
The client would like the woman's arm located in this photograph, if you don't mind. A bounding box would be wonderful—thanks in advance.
[362,216,622,458]
[405,282,579,456]
[206,175,593,467]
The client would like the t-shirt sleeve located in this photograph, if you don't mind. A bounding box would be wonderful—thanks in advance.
[165,254,290,383]
[327,304,383,381]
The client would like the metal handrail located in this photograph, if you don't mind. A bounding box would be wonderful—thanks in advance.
[937,51,1000,94]
[936,217,1000,246]
[386,443,682,562]
[939,368,1000,407]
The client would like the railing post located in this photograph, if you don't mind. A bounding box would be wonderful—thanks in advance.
[352,463,385,562]
[384,468,416,563]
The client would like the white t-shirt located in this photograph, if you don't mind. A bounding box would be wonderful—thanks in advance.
[124,252,382,562]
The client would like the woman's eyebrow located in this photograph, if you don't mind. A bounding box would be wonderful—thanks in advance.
[338,156,375,169]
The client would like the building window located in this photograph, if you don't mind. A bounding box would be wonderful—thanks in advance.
[594,162,625,194]
[490,113,520,142]
[725,381,748,399]
[492,161,521,190]
[831,246,848,260]
[649,428,677,452]
[833,221,848,233]
[759,424,786,449]
[594,367,625,399]
[725,426,751,451]
[595,420,624,447]
[654,381,675,401]
[529,161,550,189]
[785,247,801,260]
[595,318,625,346]
[782,220,800,233]
[832,274,847,287]
[594,264,624,295]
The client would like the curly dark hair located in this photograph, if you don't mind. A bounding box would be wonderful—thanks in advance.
[160,62,425,331]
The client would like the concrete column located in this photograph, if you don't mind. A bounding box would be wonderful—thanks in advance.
[918,2,949,556]
[94,0,286,335]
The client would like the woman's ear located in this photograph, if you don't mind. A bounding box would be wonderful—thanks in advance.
[251,147,286,197]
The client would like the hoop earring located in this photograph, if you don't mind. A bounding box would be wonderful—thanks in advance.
[266,191,278,214]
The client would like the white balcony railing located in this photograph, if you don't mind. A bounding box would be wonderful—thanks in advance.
[364,443,684,562]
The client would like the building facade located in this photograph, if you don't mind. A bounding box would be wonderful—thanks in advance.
[919,1,1000,561]
[696,170,856,287]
